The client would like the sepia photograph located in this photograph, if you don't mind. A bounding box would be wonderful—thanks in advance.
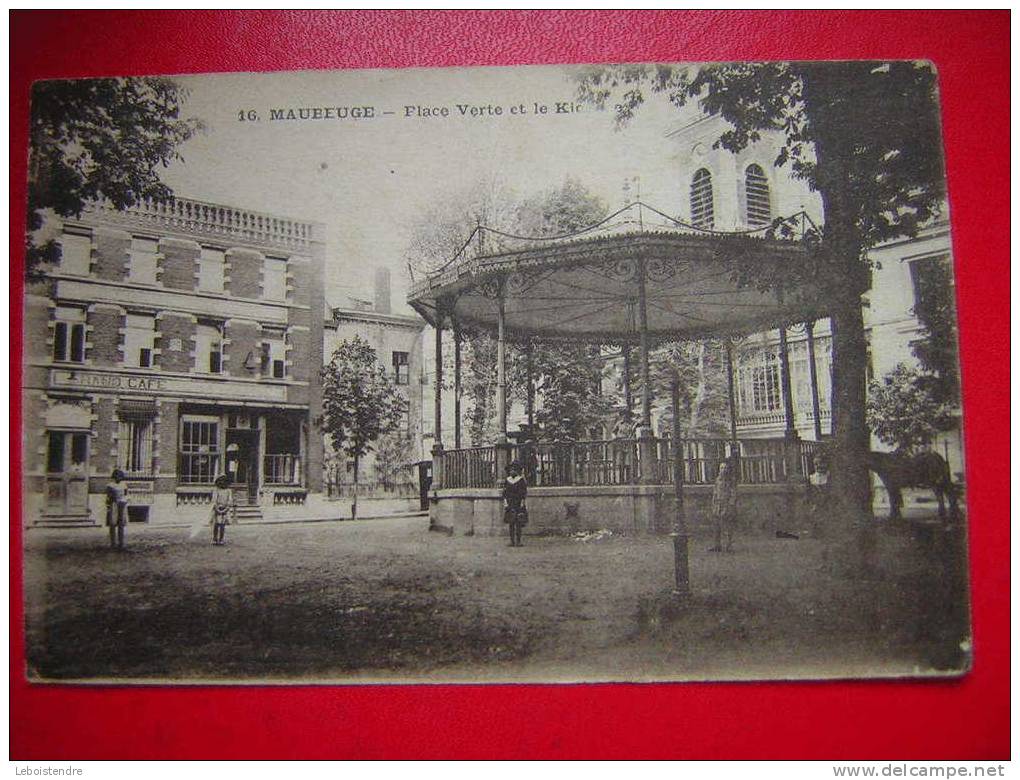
[21,60,971,684]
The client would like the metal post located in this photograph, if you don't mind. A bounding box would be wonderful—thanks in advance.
[670,371,690,597]
[777,324,801,479]
[725,339,739,452]
[805,320,823,441]
[637,262,652,430]
[453,321,462,449]
[433,308,444,447]
[526,339,535,430]
[496,282,507,442]
[778,325,797,440]
[622,344,633,424]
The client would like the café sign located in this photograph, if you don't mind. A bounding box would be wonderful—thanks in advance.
[49,369,288,402]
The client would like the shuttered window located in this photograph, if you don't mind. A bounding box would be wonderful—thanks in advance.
[745,164,772,227]
[690,168,714,229]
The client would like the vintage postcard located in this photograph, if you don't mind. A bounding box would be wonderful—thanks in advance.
[21,62,970,683]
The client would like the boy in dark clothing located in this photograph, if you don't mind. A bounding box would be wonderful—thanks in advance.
[502,461,528,547]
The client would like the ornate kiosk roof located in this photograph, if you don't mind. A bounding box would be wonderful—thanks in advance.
[408,219,827,343]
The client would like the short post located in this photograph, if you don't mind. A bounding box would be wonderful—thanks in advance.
[777,325,802,479]
[805,319,824,442]
[637,425,657,485]
[430,443,445,492]
[670,372,690,598]
[494,441,512,494]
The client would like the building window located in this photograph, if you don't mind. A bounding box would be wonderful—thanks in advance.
[264,256,288,302]
[745,164,772,227]
[198,247,225,294]
[129,236,159,286]
[180,416,220,484]
[791,338,832,417]
[124,313,156,368]
[195,321,223,374]
[909,253,954,313]
[47,431,88,475]
[392,351,409,385]
[53,306,86,363]
[261,329,286,379]
[737,348,783,414]
[690,168,715,229]
[59,231,91,276]
[118,419,154,476]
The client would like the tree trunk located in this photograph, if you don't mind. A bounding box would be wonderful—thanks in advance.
[798,64,875,532]
[351,454,359,521]
[829,294,873,518]
[688,342,707,434]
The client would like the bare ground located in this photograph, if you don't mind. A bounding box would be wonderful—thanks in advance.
[22,515,970,683]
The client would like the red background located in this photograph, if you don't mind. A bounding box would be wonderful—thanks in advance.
[9,10,1010,760]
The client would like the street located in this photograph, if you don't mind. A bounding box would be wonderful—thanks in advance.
[23,515,969,682]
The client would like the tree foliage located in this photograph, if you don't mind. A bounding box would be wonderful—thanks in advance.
[529,342,610,441]
[867,364,955,454]
[407,177,611,444]
[27,77,201,275]
[320,336,406,473]
[373,430,416,489]
[910,255,960,404]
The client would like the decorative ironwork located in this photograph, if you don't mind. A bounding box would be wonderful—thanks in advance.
[645,256,685,283]
[477,276,504,300]
[505,268,542,296]
[601,257,638,283]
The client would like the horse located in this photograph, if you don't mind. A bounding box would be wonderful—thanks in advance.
[865,450,960,521]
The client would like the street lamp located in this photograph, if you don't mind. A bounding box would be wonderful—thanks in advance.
[670,370,690,598]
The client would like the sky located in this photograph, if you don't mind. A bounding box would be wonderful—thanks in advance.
[160,65,692,315]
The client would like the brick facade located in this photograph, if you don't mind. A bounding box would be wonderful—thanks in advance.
[289,258,311,307]
[87,305,123,367]
[160,238,199,292]
[155,313,196,373]
[24,198,326,526]
[155,400,179,478]
[224,319,261,378]
[91,396,117,478]
[226,248,262,298]
[92,228,130,282]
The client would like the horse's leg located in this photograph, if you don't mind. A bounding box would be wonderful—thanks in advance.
[935,486,946,521]
[946,480,961,521]
[889,483,903,520]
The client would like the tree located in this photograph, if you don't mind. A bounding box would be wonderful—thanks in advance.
[530,342,610,441]
[374,430,416,491]
[576,62,946,522]
[320,336,406,519]
[406,177,611,444]
[867,364,955,454]
[27,77,201,276]
[651,341,731,439]
[910,255,960,405]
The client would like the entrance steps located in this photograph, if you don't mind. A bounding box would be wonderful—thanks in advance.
[33,515,97,528]
[231,488,264,524]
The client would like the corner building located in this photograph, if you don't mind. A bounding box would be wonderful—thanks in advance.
[23,197,327,526]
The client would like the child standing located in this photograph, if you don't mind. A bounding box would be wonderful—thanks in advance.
[105,469,129,550]
[502,461,528,548]
[709,458,738,552]
[211,474,235,545]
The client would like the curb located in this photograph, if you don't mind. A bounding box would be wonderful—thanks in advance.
[28,512,431,531]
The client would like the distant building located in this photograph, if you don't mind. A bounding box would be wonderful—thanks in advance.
[22,197,327,526]
[324,268,427,492]
[669,114,964,485]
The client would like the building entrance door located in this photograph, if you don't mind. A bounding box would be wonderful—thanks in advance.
[44,431,89,516]
[226,429,260,504]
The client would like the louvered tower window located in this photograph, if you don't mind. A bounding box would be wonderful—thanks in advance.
[745,164,772,227]
[690,168,715,229]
